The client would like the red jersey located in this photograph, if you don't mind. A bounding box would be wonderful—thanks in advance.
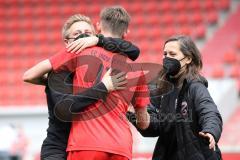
[49,47,149,159]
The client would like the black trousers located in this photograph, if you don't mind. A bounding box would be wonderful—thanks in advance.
[41,153,66,160]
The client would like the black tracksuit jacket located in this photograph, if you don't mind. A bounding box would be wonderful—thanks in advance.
[128,77,223,160]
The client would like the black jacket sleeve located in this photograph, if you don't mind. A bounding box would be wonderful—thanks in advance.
[190,82,223,143]
[97,35,140,61]
[127,103,162,137]
[48,72,108,121]
[60,82,108,113]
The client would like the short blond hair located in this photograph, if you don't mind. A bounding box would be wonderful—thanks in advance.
[62,14,95,40]
[100,6,130,37]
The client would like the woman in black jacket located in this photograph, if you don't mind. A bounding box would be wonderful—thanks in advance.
[129,35,223,160]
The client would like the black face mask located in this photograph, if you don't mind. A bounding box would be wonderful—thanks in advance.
[163,57,186,77]
[74,33,90,41]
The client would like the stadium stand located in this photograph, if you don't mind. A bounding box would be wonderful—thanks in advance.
[0,0,232,105]
[1,0,240,159]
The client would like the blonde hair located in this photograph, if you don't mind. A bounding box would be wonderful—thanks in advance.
[100,6,130,37]
[62,14,95,40]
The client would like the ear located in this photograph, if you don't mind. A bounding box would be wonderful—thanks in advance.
[96,22,101,33]
[123,29,130,39]
[186,57,192,64]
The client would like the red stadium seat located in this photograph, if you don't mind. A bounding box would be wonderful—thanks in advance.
[90,5,101,15]
[46,6,59,17]
[62,5,73,15]
[51,31,61,42]
[178,26,191,36]
[130,3,142,14]
[218,0,230,10]
[20,20,34,30]
[191,12,204,25]
[0,0,230,105]
[223,51,238,64]
[49,19,62,30]
[34,18,47,29]
[9,59,25,70]
[146,15,160,26]
[134,16,144,26]
[176,14,188,25]
[0,22,4,30]
[23,32,34,42]
[6,20,18,31]
[21,0,36,4]
[149,28,162,39]
[211,66,225,78]
[236,38,240,50]
[152,39,164,53]
[0,59,5,70]
[33,5,46,17]
[187,0,201,11]
[137,41,148,54]
[173,0,186,12]
[21,7,32,17]
[0,5,5,16]
[204,0,216,11]
[194,25,206,39]
[230,65,240,78]
[161,14,174,26]
[164,27,176,38]
[159,1,171,12]
[145,2,158,13]
[206,11,218,24]
[7,6,19,17]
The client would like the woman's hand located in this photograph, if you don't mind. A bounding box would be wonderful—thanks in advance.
[66,36,99,54]
[101,68,127,92]
[199,132,216,151]
[135,107,150,130]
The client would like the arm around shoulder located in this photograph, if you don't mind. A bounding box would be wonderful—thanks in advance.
[23,59,52,85]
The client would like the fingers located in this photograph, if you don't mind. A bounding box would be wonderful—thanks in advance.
[113,72,126,79]
[70,42,84,53]
[66,41,74,49]
[76,40,95,54]
[102,68,128,91]
[112,76,127,91]
[199,132,216,151]
[209,140,215,150]
[66,39,85,53]
[199,132,207,138]
[115,80,128,86]
[66,41,78,52]
[112,78,127,90]
[76,44,86,54]
[207,133,216,150]
[115,75,127,82]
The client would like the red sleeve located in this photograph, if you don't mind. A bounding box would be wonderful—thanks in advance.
[48,49,77,72]
[132,70,150,108]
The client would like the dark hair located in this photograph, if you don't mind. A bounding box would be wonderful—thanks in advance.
[157,35,203,93]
